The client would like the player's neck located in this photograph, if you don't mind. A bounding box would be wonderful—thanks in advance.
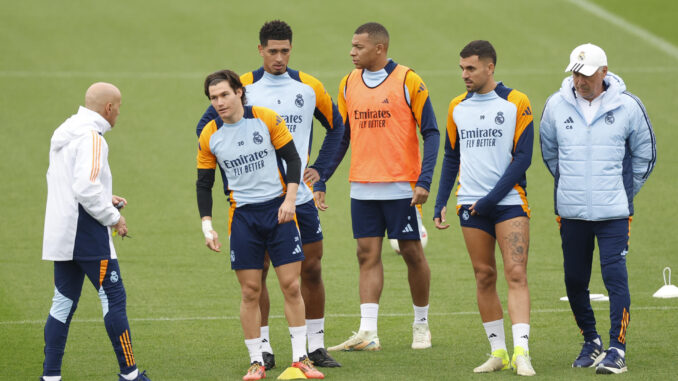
[477,79,497,94]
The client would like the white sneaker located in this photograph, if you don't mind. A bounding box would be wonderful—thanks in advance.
[512,346,536,376]
[411,323,431,349]
[327,330,381,351]
[473,349,510,373]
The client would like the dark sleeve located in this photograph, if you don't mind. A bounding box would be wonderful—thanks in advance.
[196,105,222,138]
[417,98,440,190]
[276,140,302,185]
[196,168,215,217]
[313,118,351,193]
[434,133,460,219]
[309,103,346,180]
[473,121,534,215]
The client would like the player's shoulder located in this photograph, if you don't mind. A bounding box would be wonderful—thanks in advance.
[449,92,469,110]
[241,67,265,86]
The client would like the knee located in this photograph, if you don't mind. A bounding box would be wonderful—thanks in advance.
[301,258,322,284]
[504,266,528,288]
[474,266,497,289]
[399,243,426,267]
[241,282,262,304]
[280,278,302,300]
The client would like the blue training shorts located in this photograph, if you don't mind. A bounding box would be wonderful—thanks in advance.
[457,204,529,238]
[229,197,304,270]
[296,199,323,245]
[351,198,421,240]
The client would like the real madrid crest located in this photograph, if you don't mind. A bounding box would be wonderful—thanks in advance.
[605,111,615,125]
[495,111,505,125]
[295,94,304,108]
[110,271,119,283]
[253,131,264,144]
[462,210,470,221]
[578,51,586,61]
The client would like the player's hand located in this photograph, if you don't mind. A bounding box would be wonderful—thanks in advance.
[205,230,221,252]
[434,206,450,230]
[278,199,296,224]
[303,168,320,184]
[112,195,127,209]
[469,202,478,216]
[113,215,128,237]
[410,186,429,206]
[314,191,328,211]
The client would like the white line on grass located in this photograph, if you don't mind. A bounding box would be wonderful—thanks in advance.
[2,305,676,326]
[567,0,678,61]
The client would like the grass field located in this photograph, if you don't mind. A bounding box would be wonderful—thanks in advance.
[1,0,677,379]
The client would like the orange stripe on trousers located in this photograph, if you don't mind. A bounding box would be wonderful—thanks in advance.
[99,260,109,288]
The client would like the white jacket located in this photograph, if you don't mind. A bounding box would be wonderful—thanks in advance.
[540,73,656,220]
[43,106,120,261]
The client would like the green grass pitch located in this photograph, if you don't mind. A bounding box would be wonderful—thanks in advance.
[1,0,677,379]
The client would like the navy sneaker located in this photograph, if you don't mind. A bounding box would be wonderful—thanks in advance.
[262,352,275,370]
[118,370,151,381]
[596,349,627,374]
[572,336,604,368]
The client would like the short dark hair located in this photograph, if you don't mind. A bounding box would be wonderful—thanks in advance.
[354,22,389,45]
[204,70,246,105]
[259,20,293,46]
[460,40,497,65]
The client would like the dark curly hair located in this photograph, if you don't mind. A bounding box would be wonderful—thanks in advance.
[259,20,292,46]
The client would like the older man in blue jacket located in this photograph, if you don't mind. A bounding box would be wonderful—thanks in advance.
[540,43,656,375]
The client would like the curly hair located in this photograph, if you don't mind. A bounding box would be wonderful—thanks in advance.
[259,20,293,46]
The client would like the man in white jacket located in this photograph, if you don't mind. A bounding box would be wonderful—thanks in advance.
[41,83,150,381]
[540,44,656,375]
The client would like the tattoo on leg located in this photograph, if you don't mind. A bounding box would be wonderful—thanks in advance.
[506,231,528,264]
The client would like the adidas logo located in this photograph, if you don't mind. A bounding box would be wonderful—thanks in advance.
[488,333,497,338]
[521,335,529,339]
[564,116,574,130]
[382,98,389,103]
[418,317,427,322]
[402,224,414,233]
[316,225,322,234]
[292,245,302,255]
[314,330,324,334]
[262,339,269,343]
[564,117,574,124]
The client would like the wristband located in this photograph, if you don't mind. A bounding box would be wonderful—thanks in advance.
[202,219,214,240]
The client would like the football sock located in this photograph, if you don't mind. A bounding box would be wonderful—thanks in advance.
[359,303,379,332]
[42,377,61,381]
[413,304,429,325]
[289,325,307,362]
[512,323,530,352]
[120,369,139,380]
[260,326,273,353]
[306,318,325,352]
[245,337,264,365]
[483,319,507,352]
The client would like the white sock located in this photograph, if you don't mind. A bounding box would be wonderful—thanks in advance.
[120,369,139,381]
[260,326,273,353]
[512,323,530,352]
[289,325,307,362]
[245,337,264,365]
[483,319,507,352]
[306,318,325,352]
[42,377,61,381]
[359,303,379,332]
[610,347,625,357]
[413,304,429,325]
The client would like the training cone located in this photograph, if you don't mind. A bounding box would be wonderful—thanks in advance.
[653,267,678,299]
[277,366,307,380]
